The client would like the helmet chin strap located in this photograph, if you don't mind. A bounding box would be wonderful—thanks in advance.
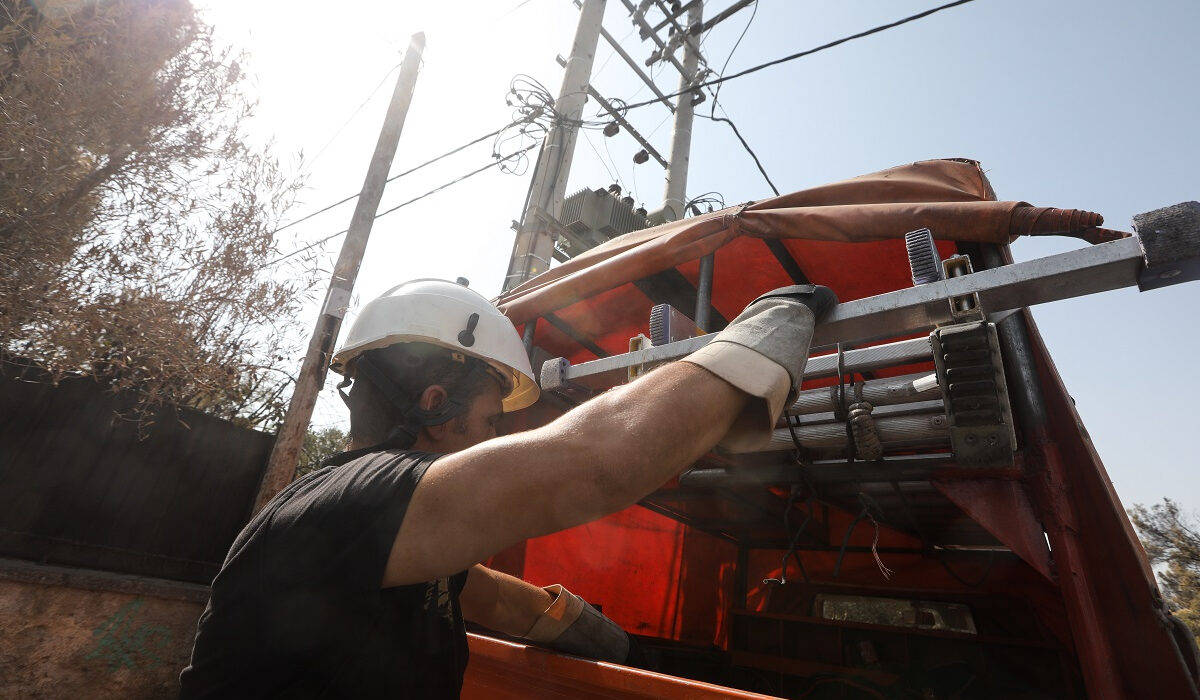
[340,352,488,449]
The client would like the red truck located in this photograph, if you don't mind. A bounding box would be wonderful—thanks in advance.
[468,159,1200,699]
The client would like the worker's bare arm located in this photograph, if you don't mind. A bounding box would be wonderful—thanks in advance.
[383,362,747,586]
[458,564,553,637]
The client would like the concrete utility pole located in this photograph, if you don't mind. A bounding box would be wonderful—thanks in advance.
[661,2,702,222]
[254,33,426,513]
[502,0,606,292]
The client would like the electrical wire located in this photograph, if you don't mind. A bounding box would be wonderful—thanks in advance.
[266,143,538,267]
[620,0,981,112]
[601,135,628,194]
[269,120,529,238]
[695,0,780,195]
[701,108,780,195]
[506,73,626,131]
[301,62,404,178]
[373,147,533,217]
[709,0,757,113]
[582,130,621,189]
[495,0,540,20]
[590,24,639,83]
[764,486,814,586]
[645,110,675,139]
[684,191,726,213]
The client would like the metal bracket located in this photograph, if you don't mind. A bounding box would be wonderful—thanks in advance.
[930,322,1016,469]
[942,255,985,323]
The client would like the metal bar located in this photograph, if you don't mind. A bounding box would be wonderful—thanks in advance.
[763,238,810,284]
[543,312,609,358]
[637,500,740,543]
[762,411,949,453]
[583,82,669,167]
[976,243,1124,697]
[633,268,729,329]
[792,399,946,426]
[618,0,691,79]
[546,334,933,391]
[653,0,703,55]
[650,0,700,31]
[521,317,537,355]
[789,371,939,415]
[737,542,927,556]
[695,252,714,330]
[695,0,758,36]
[680,454,956,487]
[820,236,1146,346]
[595,24,675,113]
[547,235,1158,390]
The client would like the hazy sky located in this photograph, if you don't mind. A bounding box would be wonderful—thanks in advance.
[197,0,1198,511]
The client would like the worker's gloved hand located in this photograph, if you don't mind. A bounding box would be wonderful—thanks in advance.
[683,284,837,451]
[523,584,630,664]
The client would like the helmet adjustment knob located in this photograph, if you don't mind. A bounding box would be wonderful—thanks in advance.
[458,313,480,347]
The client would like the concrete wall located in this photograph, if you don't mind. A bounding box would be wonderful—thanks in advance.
[0,558,206,699]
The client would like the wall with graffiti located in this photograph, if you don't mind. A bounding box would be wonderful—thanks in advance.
[0,564,205,698]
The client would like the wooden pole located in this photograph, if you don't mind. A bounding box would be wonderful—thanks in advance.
[254,33,426,513]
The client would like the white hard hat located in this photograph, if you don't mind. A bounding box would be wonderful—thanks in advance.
[331,279,539,412]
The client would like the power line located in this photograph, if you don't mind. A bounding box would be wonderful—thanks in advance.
[374,144,536,219]
[301,62,403,177]
[621,0,981,112]
[702,109,779,195]
[495,0,541,21]
[267,144,538,267]
[701,0,778,195]
[581,129,620,187]
[268,120,527,237]
[709,0,757,110]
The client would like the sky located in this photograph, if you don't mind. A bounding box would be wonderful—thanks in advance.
[195,0,1198,511]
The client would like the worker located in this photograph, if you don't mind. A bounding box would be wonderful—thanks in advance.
[179,278,835,698]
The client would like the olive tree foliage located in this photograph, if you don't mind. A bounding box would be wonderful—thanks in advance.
[0,0,314,428]
[1130,499,1200,637]
[297,426,349,479]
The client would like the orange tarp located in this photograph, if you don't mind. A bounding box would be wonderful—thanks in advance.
[498,158,1102,324]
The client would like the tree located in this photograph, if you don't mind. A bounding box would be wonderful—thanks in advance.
[1130,499,1200,636]
[0,0,313,428]
[298,427,349,479]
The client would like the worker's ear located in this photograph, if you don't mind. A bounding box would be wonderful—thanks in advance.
[418,385,451,442]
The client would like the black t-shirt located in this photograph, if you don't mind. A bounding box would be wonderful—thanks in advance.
[179,449,469,699]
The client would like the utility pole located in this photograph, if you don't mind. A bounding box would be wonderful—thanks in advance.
[661,2,702,222]
[502,0,607,293]
[254,33,426,513]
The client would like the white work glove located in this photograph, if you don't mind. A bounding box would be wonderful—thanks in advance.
[683,285,836,452]
[522,584,630,664]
